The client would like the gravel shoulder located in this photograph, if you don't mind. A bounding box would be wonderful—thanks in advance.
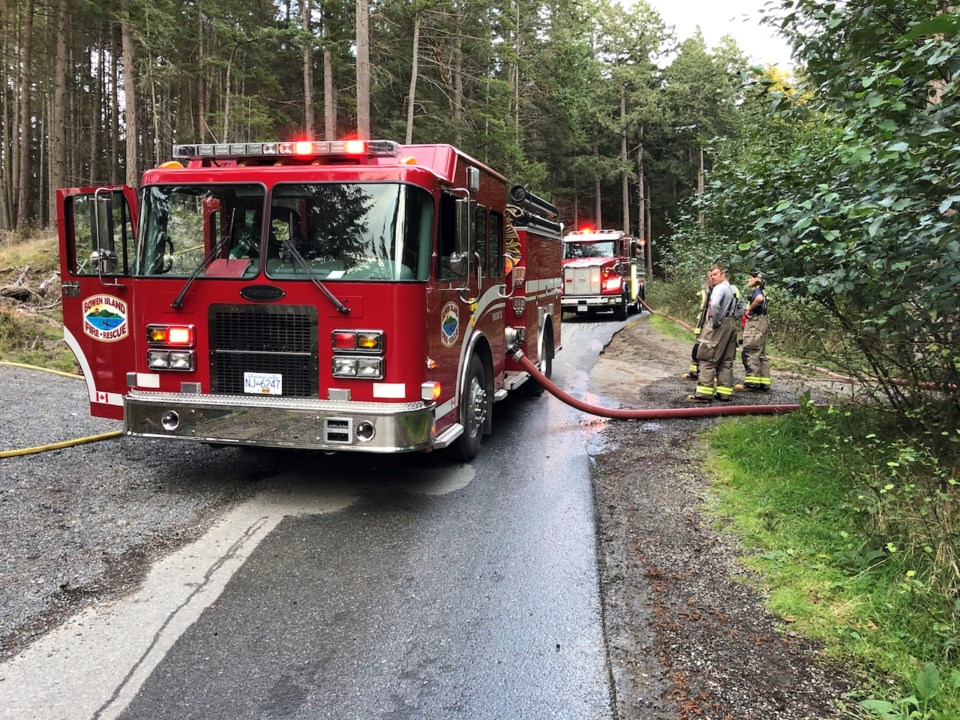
[588,315,856,719]
[0,365,277,662]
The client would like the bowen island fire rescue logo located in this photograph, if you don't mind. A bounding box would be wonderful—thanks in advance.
[82,294,129,342]
[440,301,460,347]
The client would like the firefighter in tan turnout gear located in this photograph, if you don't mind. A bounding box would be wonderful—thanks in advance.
[688,264,739,403]
[737,272,771,392]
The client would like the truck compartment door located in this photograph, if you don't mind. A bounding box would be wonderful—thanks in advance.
[56,186,138,420]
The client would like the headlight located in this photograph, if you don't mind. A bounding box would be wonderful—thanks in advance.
[332,357,358,377]
[356,358,384,378]
[147,349,195,371]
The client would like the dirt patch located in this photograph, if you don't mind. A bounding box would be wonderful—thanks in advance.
[590,316,854,719]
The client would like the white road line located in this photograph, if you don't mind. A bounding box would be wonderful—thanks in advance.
[0,466,474,720]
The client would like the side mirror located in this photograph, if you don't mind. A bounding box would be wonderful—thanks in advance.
[466,167,480,193]
[449,251,468,277]
[92,193,118,274]
[455,198,476,252]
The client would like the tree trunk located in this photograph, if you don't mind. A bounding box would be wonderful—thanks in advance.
[323,12,336,140]
[593,143,602,228]
[620,81,630,235]
[49,0,69,224]
[453,2,464,144]
[39,95,46,226]
[16,0,36,229]
[637,124,645,241]
[645,177,653,278]
[404,11,420,144]
[355,0,370,139]
[697,144,704,228]
[198,4,206,142]
[121,0,139,187]
[88,26,102,183]
[0,0,12,230]
[303,0,315,136]
[223,43,241,142]
[0,0,10,229]
[110,29,120,184]
[512,0,520,141]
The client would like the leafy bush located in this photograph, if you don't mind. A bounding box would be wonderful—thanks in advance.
[671,2,960,440]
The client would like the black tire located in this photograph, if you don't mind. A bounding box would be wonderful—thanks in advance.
[614,295,628,321]
[454,355,487,462]
[522,326,553,397]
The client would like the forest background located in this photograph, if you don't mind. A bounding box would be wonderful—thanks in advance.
[0,0,747,249]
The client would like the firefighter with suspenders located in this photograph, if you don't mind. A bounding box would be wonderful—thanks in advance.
[688,264,740,403]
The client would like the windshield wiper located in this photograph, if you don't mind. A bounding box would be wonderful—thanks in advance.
[171,231,231,310]
[283,240,351,315]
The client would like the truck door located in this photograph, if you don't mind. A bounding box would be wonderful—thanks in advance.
[56,186,138,420]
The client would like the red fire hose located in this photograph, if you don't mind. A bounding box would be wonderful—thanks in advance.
[509,346,809,419]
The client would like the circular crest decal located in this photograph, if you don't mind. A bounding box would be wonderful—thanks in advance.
[440,301,460,347]
[82,294,129,342]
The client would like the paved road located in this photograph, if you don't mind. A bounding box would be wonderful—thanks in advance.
[1,316,628,720]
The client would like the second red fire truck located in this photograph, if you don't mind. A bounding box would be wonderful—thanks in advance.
[560,228,645,320]
[56,139,563,461]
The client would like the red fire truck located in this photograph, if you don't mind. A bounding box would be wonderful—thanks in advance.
[55,139,563,461]
[560,228,644,320]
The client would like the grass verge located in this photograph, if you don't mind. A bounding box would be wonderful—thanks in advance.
[704,408,960,718]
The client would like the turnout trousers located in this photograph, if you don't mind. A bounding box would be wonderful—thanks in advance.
[741,314,771,389]
[695,317,738,399]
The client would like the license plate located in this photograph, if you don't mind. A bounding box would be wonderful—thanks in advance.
[243,372,283,395]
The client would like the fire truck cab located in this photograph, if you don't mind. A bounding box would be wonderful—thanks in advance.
[56,139,562,461]
[560,229,644,320]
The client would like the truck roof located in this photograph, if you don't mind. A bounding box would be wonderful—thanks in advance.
[153,139,507,187]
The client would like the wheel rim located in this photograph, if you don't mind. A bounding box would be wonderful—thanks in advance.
[465,374,487,437]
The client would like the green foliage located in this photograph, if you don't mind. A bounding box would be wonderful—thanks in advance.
[706,407,960,716]
[671,1,960,438]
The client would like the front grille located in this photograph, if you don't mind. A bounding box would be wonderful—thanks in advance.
[566,266,601,295]
[209,304,319,397]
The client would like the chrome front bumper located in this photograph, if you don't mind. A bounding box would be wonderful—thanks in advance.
[125,391,461,453]
[561,295,621,308]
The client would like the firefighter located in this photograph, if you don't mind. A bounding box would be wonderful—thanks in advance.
[683,272,712,380]
[737,272,771,392]
[688,263,739,403]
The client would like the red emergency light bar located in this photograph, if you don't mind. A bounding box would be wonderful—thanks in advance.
[171,139,401,161]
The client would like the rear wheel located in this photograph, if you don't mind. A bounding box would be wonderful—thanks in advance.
[522,326,553,397]
[454,355,487,461]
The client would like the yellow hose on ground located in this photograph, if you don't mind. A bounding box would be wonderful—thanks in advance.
[1,430,125,458]
[0,360,123,457]
[0,359,81,379]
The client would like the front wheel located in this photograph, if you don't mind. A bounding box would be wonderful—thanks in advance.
[614,295,628,321]
[454,355,487,462]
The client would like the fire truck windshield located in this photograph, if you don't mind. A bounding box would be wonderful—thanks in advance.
[563,241,617,259]
[265,183,433,282]
[137,182,434,283]
[138,184,266,278]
